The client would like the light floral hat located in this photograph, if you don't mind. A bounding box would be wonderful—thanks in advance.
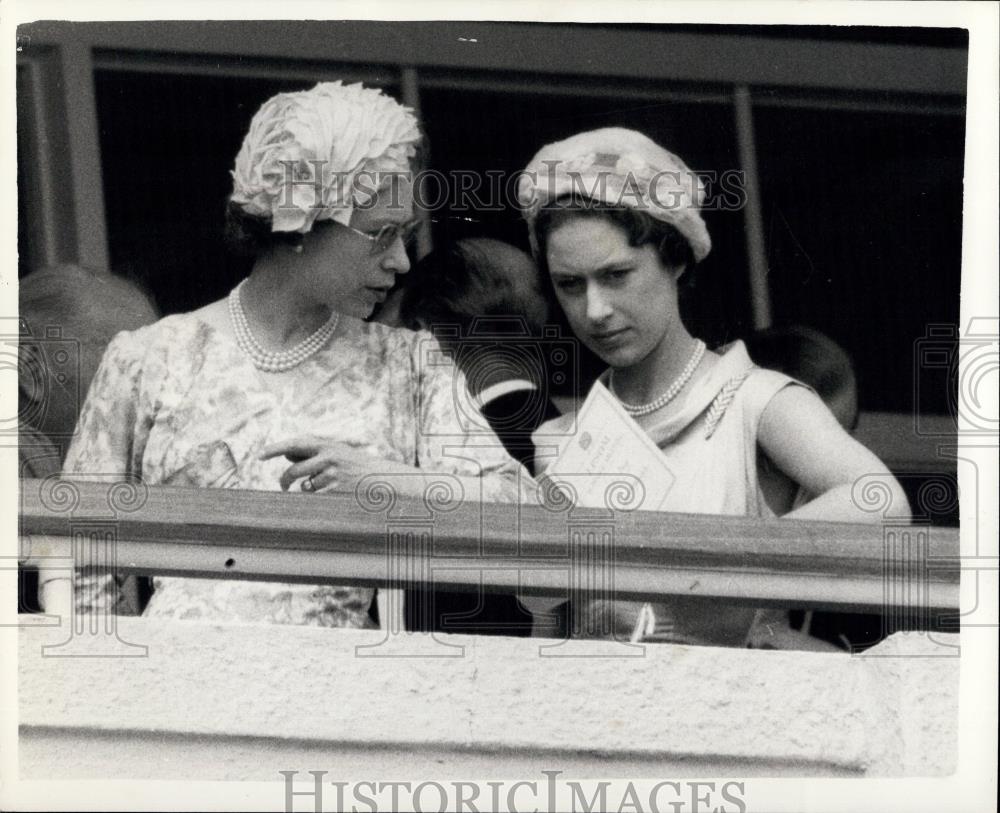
[230,81,420,234]
[518,127,711,263]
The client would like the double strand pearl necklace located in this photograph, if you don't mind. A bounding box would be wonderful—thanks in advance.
[228,280,339,373]
[610,339,706,417]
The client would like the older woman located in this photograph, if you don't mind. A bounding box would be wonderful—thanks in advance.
[57,82,527,628]
[517,128,909,646]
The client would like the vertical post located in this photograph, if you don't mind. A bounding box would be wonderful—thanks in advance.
[733,85,772,330]
[400,66,433,259]
[58,41,110,272]
[16,47,84,272]
[17,59,59,270]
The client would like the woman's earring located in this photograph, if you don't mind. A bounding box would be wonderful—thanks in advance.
[293,244,304,254]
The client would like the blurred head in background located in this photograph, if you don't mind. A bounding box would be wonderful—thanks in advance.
[745,324,859,431]
[375,237,557,470]
[19,264,159,447]
[376,237,552,394]
[376,237,547,336]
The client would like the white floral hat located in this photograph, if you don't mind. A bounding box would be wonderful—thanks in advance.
[230,81,421,234]
[518,127,712,263]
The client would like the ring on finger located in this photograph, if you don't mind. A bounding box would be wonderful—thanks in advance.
[302,476,316,492]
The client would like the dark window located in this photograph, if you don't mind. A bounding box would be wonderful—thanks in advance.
[754,106,965,415]
[17,64,38,277]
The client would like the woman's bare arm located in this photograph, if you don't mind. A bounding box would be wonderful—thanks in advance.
[757,386,910,523]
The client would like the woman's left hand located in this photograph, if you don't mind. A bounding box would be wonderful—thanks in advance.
[259,436,400,493]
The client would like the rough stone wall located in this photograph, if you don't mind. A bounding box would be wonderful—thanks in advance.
[18,619,958,779]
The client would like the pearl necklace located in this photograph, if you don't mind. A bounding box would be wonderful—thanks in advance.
[228,281,339,373]
[610,339,706,416]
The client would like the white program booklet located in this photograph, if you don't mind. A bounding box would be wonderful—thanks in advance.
[542,380,675,511]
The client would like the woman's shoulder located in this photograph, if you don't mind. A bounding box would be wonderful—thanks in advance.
[101,309,224,375]
[366,319,441,351]
[187,298,230,333]
[714,340,803,396]
[342,317,416,347]
[352,320,451,371]
[709,340,812,432]
[103,312,186,353]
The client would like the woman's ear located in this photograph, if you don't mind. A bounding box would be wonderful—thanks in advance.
[664,261,687,283]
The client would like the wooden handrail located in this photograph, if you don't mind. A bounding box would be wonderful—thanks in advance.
[18,478,960,613]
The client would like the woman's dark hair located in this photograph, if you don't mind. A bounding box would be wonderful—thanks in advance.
[223,200,306,257]
[396,238,547,336]
[533,195,695,278]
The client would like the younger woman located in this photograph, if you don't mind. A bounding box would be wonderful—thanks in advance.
[517,127,909,645]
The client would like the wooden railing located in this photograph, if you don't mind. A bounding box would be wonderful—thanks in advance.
[18,477,960,614]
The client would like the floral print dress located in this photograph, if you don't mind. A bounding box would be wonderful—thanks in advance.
[64,310,527,627]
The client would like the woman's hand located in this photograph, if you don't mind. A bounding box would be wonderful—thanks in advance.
[259,436,413,493]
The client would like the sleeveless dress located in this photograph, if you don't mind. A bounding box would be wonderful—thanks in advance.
[533,340,805,647]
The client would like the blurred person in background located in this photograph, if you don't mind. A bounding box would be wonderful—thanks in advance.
[376,237,558,472]
[18,263,159,614]
[376,236,559,636]
[745,325,858,432]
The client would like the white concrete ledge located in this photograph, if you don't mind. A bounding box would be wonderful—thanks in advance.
[18,618,957,779]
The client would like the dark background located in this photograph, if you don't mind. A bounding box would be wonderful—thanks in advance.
[77,25,965,420]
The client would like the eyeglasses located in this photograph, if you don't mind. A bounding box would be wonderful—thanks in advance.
[341,218,422,255]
